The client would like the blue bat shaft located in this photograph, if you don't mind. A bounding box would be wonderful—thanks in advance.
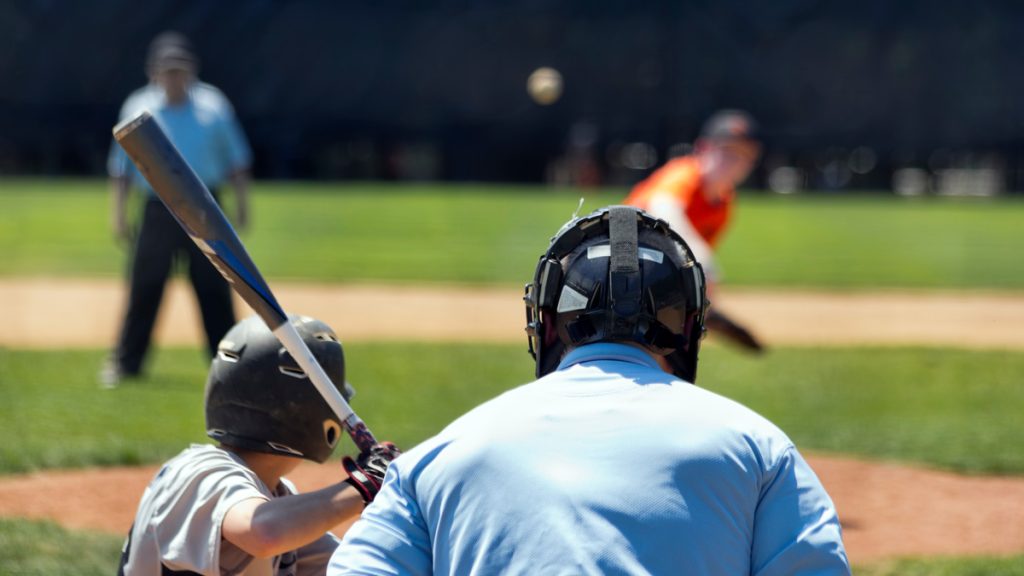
[113,110,376,453]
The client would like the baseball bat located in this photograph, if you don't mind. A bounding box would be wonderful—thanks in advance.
[112,110,377,453]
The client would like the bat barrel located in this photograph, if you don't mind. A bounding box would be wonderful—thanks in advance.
[113,111,288,329]
[113,111,376,452]
[114,111,222,239]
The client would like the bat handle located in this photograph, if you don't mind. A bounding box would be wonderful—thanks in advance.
[343,414,378,454]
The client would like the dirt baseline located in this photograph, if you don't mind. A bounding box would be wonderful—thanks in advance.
[3,277,1024,564]
[1,454,1023,564]
[3,277,1024,349]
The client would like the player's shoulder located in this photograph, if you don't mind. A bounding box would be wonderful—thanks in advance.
[136,445,269,523]
[680,382,795,463]
[152,444,261,490]
[394,383,539,472]
[661,155,701,181]
[672,378,767,422]
[647,154,696,175]
[445,381,542,432]
[190,81,236,114]
[120,84,162,117]
[191,81,228,101]
[637,155,701,197]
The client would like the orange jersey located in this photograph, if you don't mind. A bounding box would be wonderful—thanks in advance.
[623,156,734,248]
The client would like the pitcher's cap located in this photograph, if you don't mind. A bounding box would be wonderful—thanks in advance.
[700,110,759,141]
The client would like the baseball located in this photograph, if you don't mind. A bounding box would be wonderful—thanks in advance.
[527,67,563,105]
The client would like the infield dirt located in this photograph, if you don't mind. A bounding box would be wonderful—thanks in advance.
[3,278,1024,349]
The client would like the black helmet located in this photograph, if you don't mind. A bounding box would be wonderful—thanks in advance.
[205,314,354,463]
[524,206,708,382]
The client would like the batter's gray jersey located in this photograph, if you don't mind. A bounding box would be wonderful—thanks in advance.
[119,444,340,576]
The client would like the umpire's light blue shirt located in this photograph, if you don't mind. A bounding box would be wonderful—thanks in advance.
[329,343,850,576]
[108,82,251,193]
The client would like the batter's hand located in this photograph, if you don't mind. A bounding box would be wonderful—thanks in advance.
[343,442,401,504]
[705,308,765,353]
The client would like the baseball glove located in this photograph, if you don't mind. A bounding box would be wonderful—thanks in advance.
[705,308,765,353]
[343,441,402,504]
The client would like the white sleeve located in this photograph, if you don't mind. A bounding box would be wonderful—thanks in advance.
[153,461,269,575]
[646,195,719,282]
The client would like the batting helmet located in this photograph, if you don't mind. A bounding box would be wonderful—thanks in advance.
[205,314,355,463]
[524,206,708,382]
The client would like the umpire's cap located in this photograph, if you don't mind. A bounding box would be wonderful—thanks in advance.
[147,31,198,73]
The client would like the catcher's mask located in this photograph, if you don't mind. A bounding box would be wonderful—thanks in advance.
[205,314,355,463]
[524,206,709,382]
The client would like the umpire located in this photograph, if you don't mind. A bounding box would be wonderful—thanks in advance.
[329,207,850,575]
[102,32,252,387]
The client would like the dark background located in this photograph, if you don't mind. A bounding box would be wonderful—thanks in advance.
[3,0,1024,190]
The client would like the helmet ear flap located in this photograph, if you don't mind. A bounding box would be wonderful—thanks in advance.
[661,310,702,382]
[525,257,565,377]
[536,258,563,309]
[661,260,710,383]
[538,308,566,377]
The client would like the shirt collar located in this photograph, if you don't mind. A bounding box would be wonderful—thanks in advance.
[557,342,662,372]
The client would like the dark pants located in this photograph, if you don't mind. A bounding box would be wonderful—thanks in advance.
[115,196,235,375]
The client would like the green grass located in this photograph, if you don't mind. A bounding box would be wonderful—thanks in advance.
[0,517,1021,576]
[702,346,1024,475]
[721,193,1024,289]
[0,519,123,575]
[0,348,214,472]
[3,178,1024,289]
[856,555,1024,575]
[2,344,1023,475]
[0,344,534,474]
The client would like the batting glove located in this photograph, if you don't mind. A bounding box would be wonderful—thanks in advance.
[343,441,401,504]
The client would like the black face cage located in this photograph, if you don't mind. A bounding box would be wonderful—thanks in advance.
[524,206,708,380]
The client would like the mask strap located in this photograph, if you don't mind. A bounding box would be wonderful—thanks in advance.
[608,206,641,337]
